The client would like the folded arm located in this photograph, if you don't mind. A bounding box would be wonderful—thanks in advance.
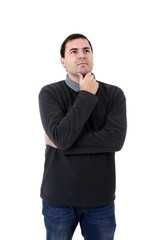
[39,86,98,150]
[44,89,127,154]
[62,90,127,155]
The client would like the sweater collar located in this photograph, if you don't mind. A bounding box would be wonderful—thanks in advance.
[65,73,96,92]
[65,75,80,92]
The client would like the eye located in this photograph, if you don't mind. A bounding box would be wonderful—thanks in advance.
[84,49,90,54]
[70,50,77,55]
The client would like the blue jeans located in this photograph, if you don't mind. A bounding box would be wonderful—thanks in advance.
[42,200,116,240]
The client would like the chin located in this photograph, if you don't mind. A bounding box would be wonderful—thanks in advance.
[79,70,89,76]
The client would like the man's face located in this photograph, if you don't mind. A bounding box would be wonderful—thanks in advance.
[61,38,94,78]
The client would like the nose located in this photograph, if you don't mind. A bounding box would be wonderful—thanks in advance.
[77,50,86,59]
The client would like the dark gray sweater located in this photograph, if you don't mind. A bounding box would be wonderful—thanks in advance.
[39,76,127,207]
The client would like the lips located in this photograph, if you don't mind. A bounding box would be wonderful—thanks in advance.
[76,62,88,66]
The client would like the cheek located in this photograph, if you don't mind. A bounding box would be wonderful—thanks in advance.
[66,61,76,70]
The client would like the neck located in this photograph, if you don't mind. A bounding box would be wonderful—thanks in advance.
[68,73,80,83]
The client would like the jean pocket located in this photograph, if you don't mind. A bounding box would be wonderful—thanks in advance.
[42,201,76,226]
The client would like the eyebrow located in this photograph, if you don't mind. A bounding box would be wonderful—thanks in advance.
[69,47,90,52]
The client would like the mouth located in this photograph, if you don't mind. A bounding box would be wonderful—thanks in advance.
[76,62,88,66]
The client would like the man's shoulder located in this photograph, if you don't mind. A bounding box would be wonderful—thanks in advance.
[38,80,68,101]
[41,80,65,91]
[39,80,67,95]
[98,81,124,95]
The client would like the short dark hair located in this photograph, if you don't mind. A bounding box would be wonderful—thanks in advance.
[60,33,93,58]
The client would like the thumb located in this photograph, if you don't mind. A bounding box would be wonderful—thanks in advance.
[77,73,83,81]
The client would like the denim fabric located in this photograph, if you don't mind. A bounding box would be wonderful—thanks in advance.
[42,200,116,240]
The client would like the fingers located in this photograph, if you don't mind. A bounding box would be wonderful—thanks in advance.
[45,133,57,148]
[77,72,83,81]
[79,72,99,95]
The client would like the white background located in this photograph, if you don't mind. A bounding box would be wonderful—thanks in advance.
[0,0,160,239]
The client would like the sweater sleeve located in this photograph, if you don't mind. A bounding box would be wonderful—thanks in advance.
[39,86,98,150]
[62,90,127,155]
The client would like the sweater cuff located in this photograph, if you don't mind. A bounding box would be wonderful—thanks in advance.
[79,90,99,104]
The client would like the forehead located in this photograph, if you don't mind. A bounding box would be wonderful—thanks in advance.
[65,38,91,51]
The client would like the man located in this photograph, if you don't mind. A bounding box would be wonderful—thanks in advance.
[39,33,127,240]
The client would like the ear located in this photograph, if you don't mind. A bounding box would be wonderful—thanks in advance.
[60,57,66,68]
